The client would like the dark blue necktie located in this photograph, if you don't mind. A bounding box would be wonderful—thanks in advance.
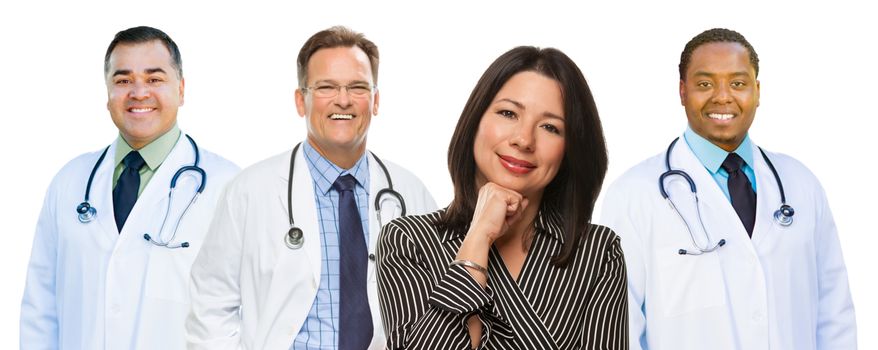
[722,153,756,237]
[113,151,146,232]
[333,174,372,349]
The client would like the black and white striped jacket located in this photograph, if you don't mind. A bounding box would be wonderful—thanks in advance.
[377,208,628,349]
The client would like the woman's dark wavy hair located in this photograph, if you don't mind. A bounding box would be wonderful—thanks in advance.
[438,46,608,267]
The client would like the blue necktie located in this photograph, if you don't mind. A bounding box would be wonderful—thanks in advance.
[113,151,145,231]
[333,174,372,349]
[722,153,756,237]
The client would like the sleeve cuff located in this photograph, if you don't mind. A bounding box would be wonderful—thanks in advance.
[427,264,494,314]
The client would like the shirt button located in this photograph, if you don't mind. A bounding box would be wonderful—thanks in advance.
[369,254,376,261]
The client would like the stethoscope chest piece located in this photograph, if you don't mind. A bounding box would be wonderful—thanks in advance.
[77,202,97,223]
[285,226,304,250]
[774,204,795,226]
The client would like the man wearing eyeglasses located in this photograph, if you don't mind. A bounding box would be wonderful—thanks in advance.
[187,26,437,349]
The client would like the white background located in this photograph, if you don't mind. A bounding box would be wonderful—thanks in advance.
[1,0,874,347]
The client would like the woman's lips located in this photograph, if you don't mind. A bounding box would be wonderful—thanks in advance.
[499,155,535,174]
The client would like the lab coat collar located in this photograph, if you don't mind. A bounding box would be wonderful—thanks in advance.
[671,133,760,257]
[683,127,755,174]
[116,133,194,241]
[301,141,370,196]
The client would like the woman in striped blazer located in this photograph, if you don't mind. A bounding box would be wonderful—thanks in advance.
[377,46,627,350]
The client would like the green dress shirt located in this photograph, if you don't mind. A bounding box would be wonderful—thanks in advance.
[112,125,181,196]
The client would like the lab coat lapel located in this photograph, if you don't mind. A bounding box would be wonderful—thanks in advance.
[95,141,122,244]
[117,133,189,252]
[287,147,322,284]
[367,154,380,283]
[748,142,782,246]
[366,152,402,281]
[253,148,322,347]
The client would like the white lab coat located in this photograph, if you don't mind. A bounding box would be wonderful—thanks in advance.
[600,136,856,350]
[186,147,438,350]
[20,134,240,350]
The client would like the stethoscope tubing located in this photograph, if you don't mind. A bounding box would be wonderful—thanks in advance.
[284,142,406,250]
[76,135,205,249]
[661,137,793,255]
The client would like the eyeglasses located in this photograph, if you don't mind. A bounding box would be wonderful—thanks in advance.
[303,84,375,98]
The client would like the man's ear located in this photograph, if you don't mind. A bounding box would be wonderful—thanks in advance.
[295,88,306,117]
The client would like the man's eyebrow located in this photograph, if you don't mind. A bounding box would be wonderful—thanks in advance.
[145,67,167,75]
[313,79,371,86]
[112,68,169,77]
[692,71,751,78]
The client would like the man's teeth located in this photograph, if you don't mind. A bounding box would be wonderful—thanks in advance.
[708,113,734,120]
[330,114,354,120]
[130,108,154,113]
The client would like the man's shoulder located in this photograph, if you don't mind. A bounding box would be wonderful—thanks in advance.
[226,149,290,187]
[52,147,109,181]
[369,153,438,212]
[755,147,826,198]
[195,146,241,175]
[372,155,422,182]
[605,152,666,194]
[757,148,815,179]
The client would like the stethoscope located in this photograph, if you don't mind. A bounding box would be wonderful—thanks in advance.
[284,142,406,250]
[659,137,795,255]
[76,135,206,249]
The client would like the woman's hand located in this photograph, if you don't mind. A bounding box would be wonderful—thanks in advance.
[456,182,529,349]
[468,182,529,243]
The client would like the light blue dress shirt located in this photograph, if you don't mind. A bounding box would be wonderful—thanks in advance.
[683,127,757,202]
[292,142,371,350]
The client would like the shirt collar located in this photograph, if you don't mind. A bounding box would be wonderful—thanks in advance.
[114,124,181,171]
[302,140,370,195]
[441,205,565,244]
[683,126,754,174]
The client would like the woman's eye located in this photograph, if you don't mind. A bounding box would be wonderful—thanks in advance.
[541,124,561,135]
[498,110,516,118]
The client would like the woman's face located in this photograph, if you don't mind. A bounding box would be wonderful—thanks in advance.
[473,71,566,200]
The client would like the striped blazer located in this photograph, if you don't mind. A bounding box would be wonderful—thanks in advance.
[377,208,628,349]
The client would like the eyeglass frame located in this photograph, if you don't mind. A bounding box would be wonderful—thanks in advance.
[301,83,377,98]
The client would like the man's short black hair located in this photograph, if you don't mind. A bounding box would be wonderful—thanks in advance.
[104,26,182,78]
[679,28,758,81]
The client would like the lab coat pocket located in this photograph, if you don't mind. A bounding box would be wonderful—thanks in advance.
[656,249,727,318]
[143,245,198,303]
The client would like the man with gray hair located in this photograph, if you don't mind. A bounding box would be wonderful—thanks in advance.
[187,26,436,349]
